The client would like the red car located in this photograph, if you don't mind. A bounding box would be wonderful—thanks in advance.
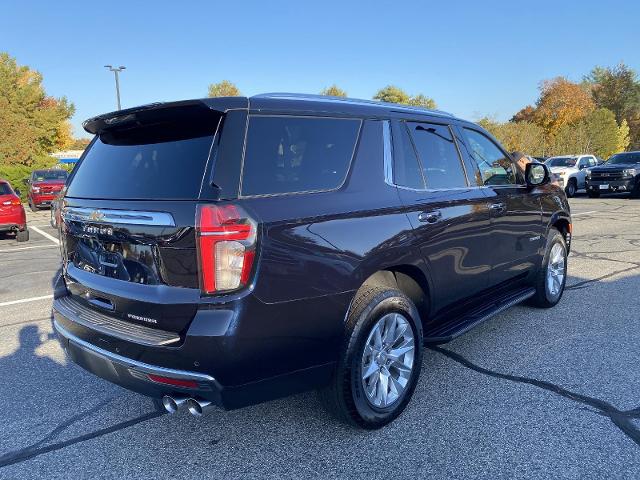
[0,179,29,242]
[26,169,68,211]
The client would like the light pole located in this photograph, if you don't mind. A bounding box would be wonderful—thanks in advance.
[104,65,126,110]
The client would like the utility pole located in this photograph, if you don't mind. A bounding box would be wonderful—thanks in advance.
[104,65,126,110]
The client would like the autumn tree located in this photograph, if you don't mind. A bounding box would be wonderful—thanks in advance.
[207,80,241,97]
[547,108,628,158]
[478,117,546,156]
[532,77,594,139]
[511,105,536,123]
[320,85,347,97]
[373,85,437,109]
[0,52,75,166]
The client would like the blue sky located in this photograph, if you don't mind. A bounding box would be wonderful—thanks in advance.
[2,0,639,138]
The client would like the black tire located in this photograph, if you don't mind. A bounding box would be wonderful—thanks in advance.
[16,229,29,243]
[587,190,600,198]
[630,180,640,199]
[565,179,577,198]
[318,285,423,429]
[530,228,567,308]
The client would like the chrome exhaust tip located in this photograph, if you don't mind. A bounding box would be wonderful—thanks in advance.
[162,395,188,414]
[186,398,212,417]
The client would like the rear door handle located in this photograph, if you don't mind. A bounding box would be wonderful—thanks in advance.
[489,202,507,214]
[418,210,442,223]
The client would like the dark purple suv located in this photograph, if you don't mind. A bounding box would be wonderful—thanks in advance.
[52,94,571,428]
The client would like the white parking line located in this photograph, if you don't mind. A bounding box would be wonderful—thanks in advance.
[30,225,60,245]
[572,211,598,216]
[0,245,58,253]
[0,294,53,307]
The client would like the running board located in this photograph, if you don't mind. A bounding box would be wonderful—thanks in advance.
[424,287,536,344]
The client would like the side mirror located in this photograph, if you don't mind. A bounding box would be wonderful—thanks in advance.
[579,164,587,170]
[525,163,549,188]
[14,188,21,197]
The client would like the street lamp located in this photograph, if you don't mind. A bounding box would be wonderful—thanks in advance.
[104,65,126,110]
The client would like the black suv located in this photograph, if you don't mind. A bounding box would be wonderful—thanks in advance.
[585,151,640,198]
[52,94,571,429]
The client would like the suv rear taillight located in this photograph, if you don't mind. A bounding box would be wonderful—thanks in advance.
[196,204,257,293]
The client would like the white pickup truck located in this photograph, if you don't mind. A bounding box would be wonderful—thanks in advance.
[545,155,599,197]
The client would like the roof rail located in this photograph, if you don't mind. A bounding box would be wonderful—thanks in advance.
[252,93,454,118]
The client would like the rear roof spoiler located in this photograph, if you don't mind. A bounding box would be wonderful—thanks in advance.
[83,97,249,135]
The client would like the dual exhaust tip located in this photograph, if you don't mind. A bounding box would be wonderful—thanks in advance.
[162,395,212,416]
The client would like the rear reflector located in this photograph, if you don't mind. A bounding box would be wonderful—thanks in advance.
[196,204,257,293]
[147,374,199,389]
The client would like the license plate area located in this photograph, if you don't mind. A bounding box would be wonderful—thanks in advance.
[599,184,609,190]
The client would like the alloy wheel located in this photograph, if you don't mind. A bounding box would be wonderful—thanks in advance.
[546,243,566,296]
[361,312,415,408]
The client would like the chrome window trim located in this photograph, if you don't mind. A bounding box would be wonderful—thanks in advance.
[383,120,394,186]
[62,207,176,227]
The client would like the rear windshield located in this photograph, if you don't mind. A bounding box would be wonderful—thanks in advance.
[66,124,216,200]
[34,170,68,181]
[241,116,360,196]
[0,183,12,195]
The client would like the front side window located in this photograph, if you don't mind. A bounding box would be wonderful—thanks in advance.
[407,122,467,189]
[462,128,517,186]
[241,116,360,196]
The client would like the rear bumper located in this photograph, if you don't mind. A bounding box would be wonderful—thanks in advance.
[31,194,58,206]
[54,319,225,405]
[52,293,338,410]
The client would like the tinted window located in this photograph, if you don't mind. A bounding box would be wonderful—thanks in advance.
[33,170,68,181]
[0,183,12,195]
[392,122,425,189]
[607,152,640,165]
[67,133,214,200]
[462,128,517,185]
[546,157,577,167]
[241,116,360,196]
[407,122,467,189]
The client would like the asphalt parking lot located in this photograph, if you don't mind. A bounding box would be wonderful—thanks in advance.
[0,196,639,479]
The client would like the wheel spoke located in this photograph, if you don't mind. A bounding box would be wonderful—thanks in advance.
[362,361,378,380]
[378,369,389,406]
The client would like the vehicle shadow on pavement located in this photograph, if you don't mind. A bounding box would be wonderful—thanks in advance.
[1,269,639,477]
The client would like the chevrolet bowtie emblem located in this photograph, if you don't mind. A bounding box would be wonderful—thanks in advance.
[89,210,105,222]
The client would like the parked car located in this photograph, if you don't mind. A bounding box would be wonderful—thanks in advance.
[0,179,29,242]
[52,95,571,429]
[26,169,68,211]
[585,151,640,198]
[545,155,598,197]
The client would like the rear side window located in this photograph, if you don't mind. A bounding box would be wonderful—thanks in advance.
[406,122,468,189]
[67,122,217,200]
[392,122,425,189]
[241,116,360,196]
[0,183,12,195]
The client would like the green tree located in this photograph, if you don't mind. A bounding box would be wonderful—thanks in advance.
[547,108,624,158]
[584,63,640,150]
[407,94,437,109]
[373,85,437,109]
[207,80,241,97]
[0,52,75,166]
[320,85,347,97]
